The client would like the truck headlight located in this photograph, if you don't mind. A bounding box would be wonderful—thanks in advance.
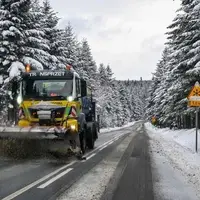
[70,125,76,130]
[67,96,73,102]
[17,95,22,104]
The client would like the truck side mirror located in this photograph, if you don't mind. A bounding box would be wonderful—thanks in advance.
[81,79,87,97]
[11,81,18,98]
[0,75,3,85]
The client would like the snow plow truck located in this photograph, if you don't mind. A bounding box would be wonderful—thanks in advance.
[0,65,99,159]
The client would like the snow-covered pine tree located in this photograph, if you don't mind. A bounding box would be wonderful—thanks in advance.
[123,80,134,122]
[76,41,87,79]
[162,0,197,126]
[62,22,78,69]
[117,81,131,125]
[146,79,157,120]
[157,44,179,126]
[95,63,124,128]
[104,65,123,127]
[127,81,138,121]
[147,46,171,125]
[109,80,124,127]
[98,63,107,85]
[23,0,53,70]
[0,0,27,77]
[40,0,63,69]
[128,80,150,121]
[0,0,54,79]
[77,38,97,90]
[95,64,109,127]
[146,58,165,121]
[146,0,200,128]
[106,64,114,81]
[53,29,69,69]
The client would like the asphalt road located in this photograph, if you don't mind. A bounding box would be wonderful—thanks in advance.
[0,122,142,200]
[101,123,154,200]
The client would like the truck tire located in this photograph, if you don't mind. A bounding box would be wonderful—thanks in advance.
[94,122,98,140]
[79,129,86,154]
[86,123,94,149]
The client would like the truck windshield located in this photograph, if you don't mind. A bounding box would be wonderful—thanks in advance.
[22,79,73,100]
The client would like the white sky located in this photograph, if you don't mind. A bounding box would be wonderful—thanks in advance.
[48,0,181,80]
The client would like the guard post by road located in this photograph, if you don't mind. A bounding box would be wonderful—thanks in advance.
[187,81,200,153]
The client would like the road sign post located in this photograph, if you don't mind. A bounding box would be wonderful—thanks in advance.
[196,108,198,153]
[187,81,200,153]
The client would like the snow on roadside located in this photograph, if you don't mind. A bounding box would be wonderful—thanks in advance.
[146,122,200,153]
[151,150,199,200]
[145,122,200,199]
[100,121,136,133]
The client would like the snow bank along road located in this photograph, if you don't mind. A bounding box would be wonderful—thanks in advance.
[0,122,143,200]
[146,123,200,200]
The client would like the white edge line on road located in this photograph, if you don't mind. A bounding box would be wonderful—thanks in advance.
[86,153,96,160]
[2,161,76,200]
[82,153,96,162]
[81,132,127,162]
[96,134,125,152]
[84,139,114,157]
[108,141,113,145]
[37,168,73,189]
[99,145,108,151]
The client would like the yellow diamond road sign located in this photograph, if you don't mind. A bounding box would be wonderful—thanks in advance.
[188,81,200,107]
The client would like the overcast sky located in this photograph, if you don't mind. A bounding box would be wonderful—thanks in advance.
[48,0,181,80]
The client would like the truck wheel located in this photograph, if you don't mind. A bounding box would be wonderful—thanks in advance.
[79,130,87,154]
[94,122,98,140]
[86,125,94,149]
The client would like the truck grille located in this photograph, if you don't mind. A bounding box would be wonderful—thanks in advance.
[29,108,65,119]
[29,108,38,118]
[53,108,65,118]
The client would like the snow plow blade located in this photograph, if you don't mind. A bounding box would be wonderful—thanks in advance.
[0,127,57,139]
[0,127,80,159]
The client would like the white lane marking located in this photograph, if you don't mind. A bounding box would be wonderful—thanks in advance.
[86,153,96,160]
[37,168,73,189]
[2,161,76,200]
[99,145,108,151]
[83,132,127,160]
[82,153,96,162]
[112,134,123,141]
[84,139,115,157]
[117,133,124,138]
[99,140,114,151]
[97,134,125,152]
[97,142,112,151]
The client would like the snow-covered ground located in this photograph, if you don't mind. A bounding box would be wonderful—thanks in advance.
[145,122,200,200]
